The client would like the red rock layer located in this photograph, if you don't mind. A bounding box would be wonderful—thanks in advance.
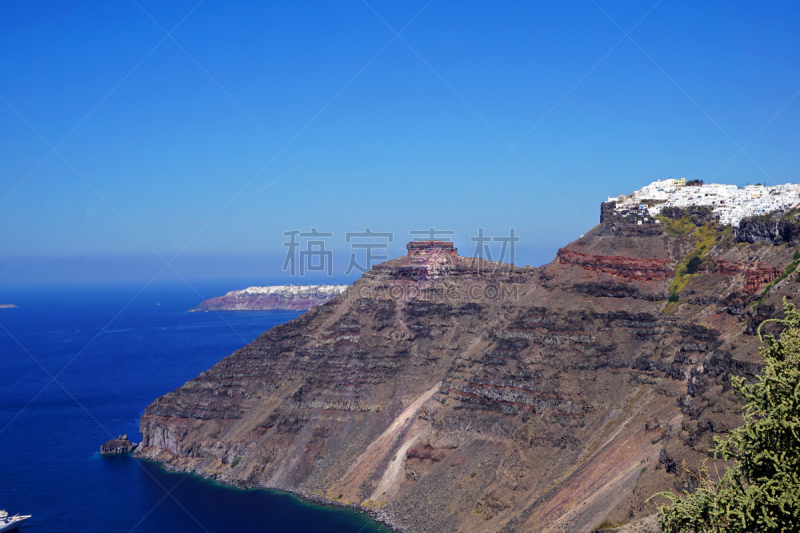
[559,249,782,294]
[697,260,782,294]
[557,249,673,281]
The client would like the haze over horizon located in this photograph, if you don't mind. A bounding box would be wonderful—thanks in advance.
[3,1,799,285]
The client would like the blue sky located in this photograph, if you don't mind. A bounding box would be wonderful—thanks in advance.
[2,0,799,284]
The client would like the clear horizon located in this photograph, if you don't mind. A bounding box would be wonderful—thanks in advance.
[2,1,799,285]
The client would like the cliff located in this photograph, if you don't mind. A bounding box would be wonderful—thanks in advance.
[138,217,799,532]
[734,210,800,245]
[190,285,349,312]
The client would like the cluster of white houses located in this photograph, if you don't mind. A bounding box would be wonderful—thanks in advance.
[609,178,800,227]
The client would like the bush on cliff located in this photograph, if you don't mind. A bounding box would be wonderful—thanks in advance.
[654,299,800,532]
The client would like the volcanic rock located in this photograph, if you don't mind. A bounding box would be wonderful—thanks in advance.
[137,212,800,533]
[101,434,138,454]
[734,213,800,244]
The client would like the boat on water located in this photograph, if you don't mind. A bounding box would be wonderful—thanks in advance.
[0,510,31,532]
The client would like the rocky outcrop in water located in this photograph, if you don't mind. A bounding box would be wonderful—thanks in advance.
[137,216,799,532]
[101,434,138,454]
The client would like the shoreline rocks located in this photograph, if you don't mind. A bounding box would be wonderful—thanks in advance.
[132,449,405,532]
[101,434,138,454]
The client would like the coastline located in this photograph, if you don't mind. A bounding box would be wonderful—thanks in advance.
[189,285,348,313]
[187,307,309,312]
[134,451,405,533]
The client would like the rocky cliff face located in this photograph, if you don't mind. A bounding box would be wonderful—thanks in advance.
[138,220,799,533]
[557,249,672,281]
[734,213,800,245]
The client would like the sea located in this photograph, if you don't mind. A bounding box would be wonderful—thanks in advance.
[0,280,391,533]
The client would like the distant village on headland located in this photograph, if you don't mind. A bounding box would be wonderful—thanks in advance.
[607,178,800,227]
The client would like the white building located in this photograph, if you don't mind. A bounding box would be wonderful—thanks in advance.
[611,180,800,227]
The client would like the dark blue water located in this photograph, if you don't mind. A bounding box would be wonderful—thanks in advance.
[0,281,389,533]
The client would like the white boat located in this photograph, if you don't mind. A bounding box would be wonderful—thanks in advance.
[0,510,31,532]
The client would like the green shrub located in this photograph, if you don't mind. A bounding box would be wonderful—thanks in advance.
[668,225,720,298]
[230,456,241,468]
[664,216,696,235]
[653,299,800,532]
[685,254,703,274]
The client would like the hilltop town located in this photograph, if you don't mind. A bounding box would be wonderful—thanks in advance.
[190,284,349,312]
[609,178,800,227]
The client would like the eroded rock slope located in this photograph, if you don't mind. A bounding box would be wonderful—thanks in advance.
[138,214,799,533]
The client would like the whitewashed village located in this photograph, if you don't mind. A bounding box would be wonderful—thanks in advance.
[609,178,800,227]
